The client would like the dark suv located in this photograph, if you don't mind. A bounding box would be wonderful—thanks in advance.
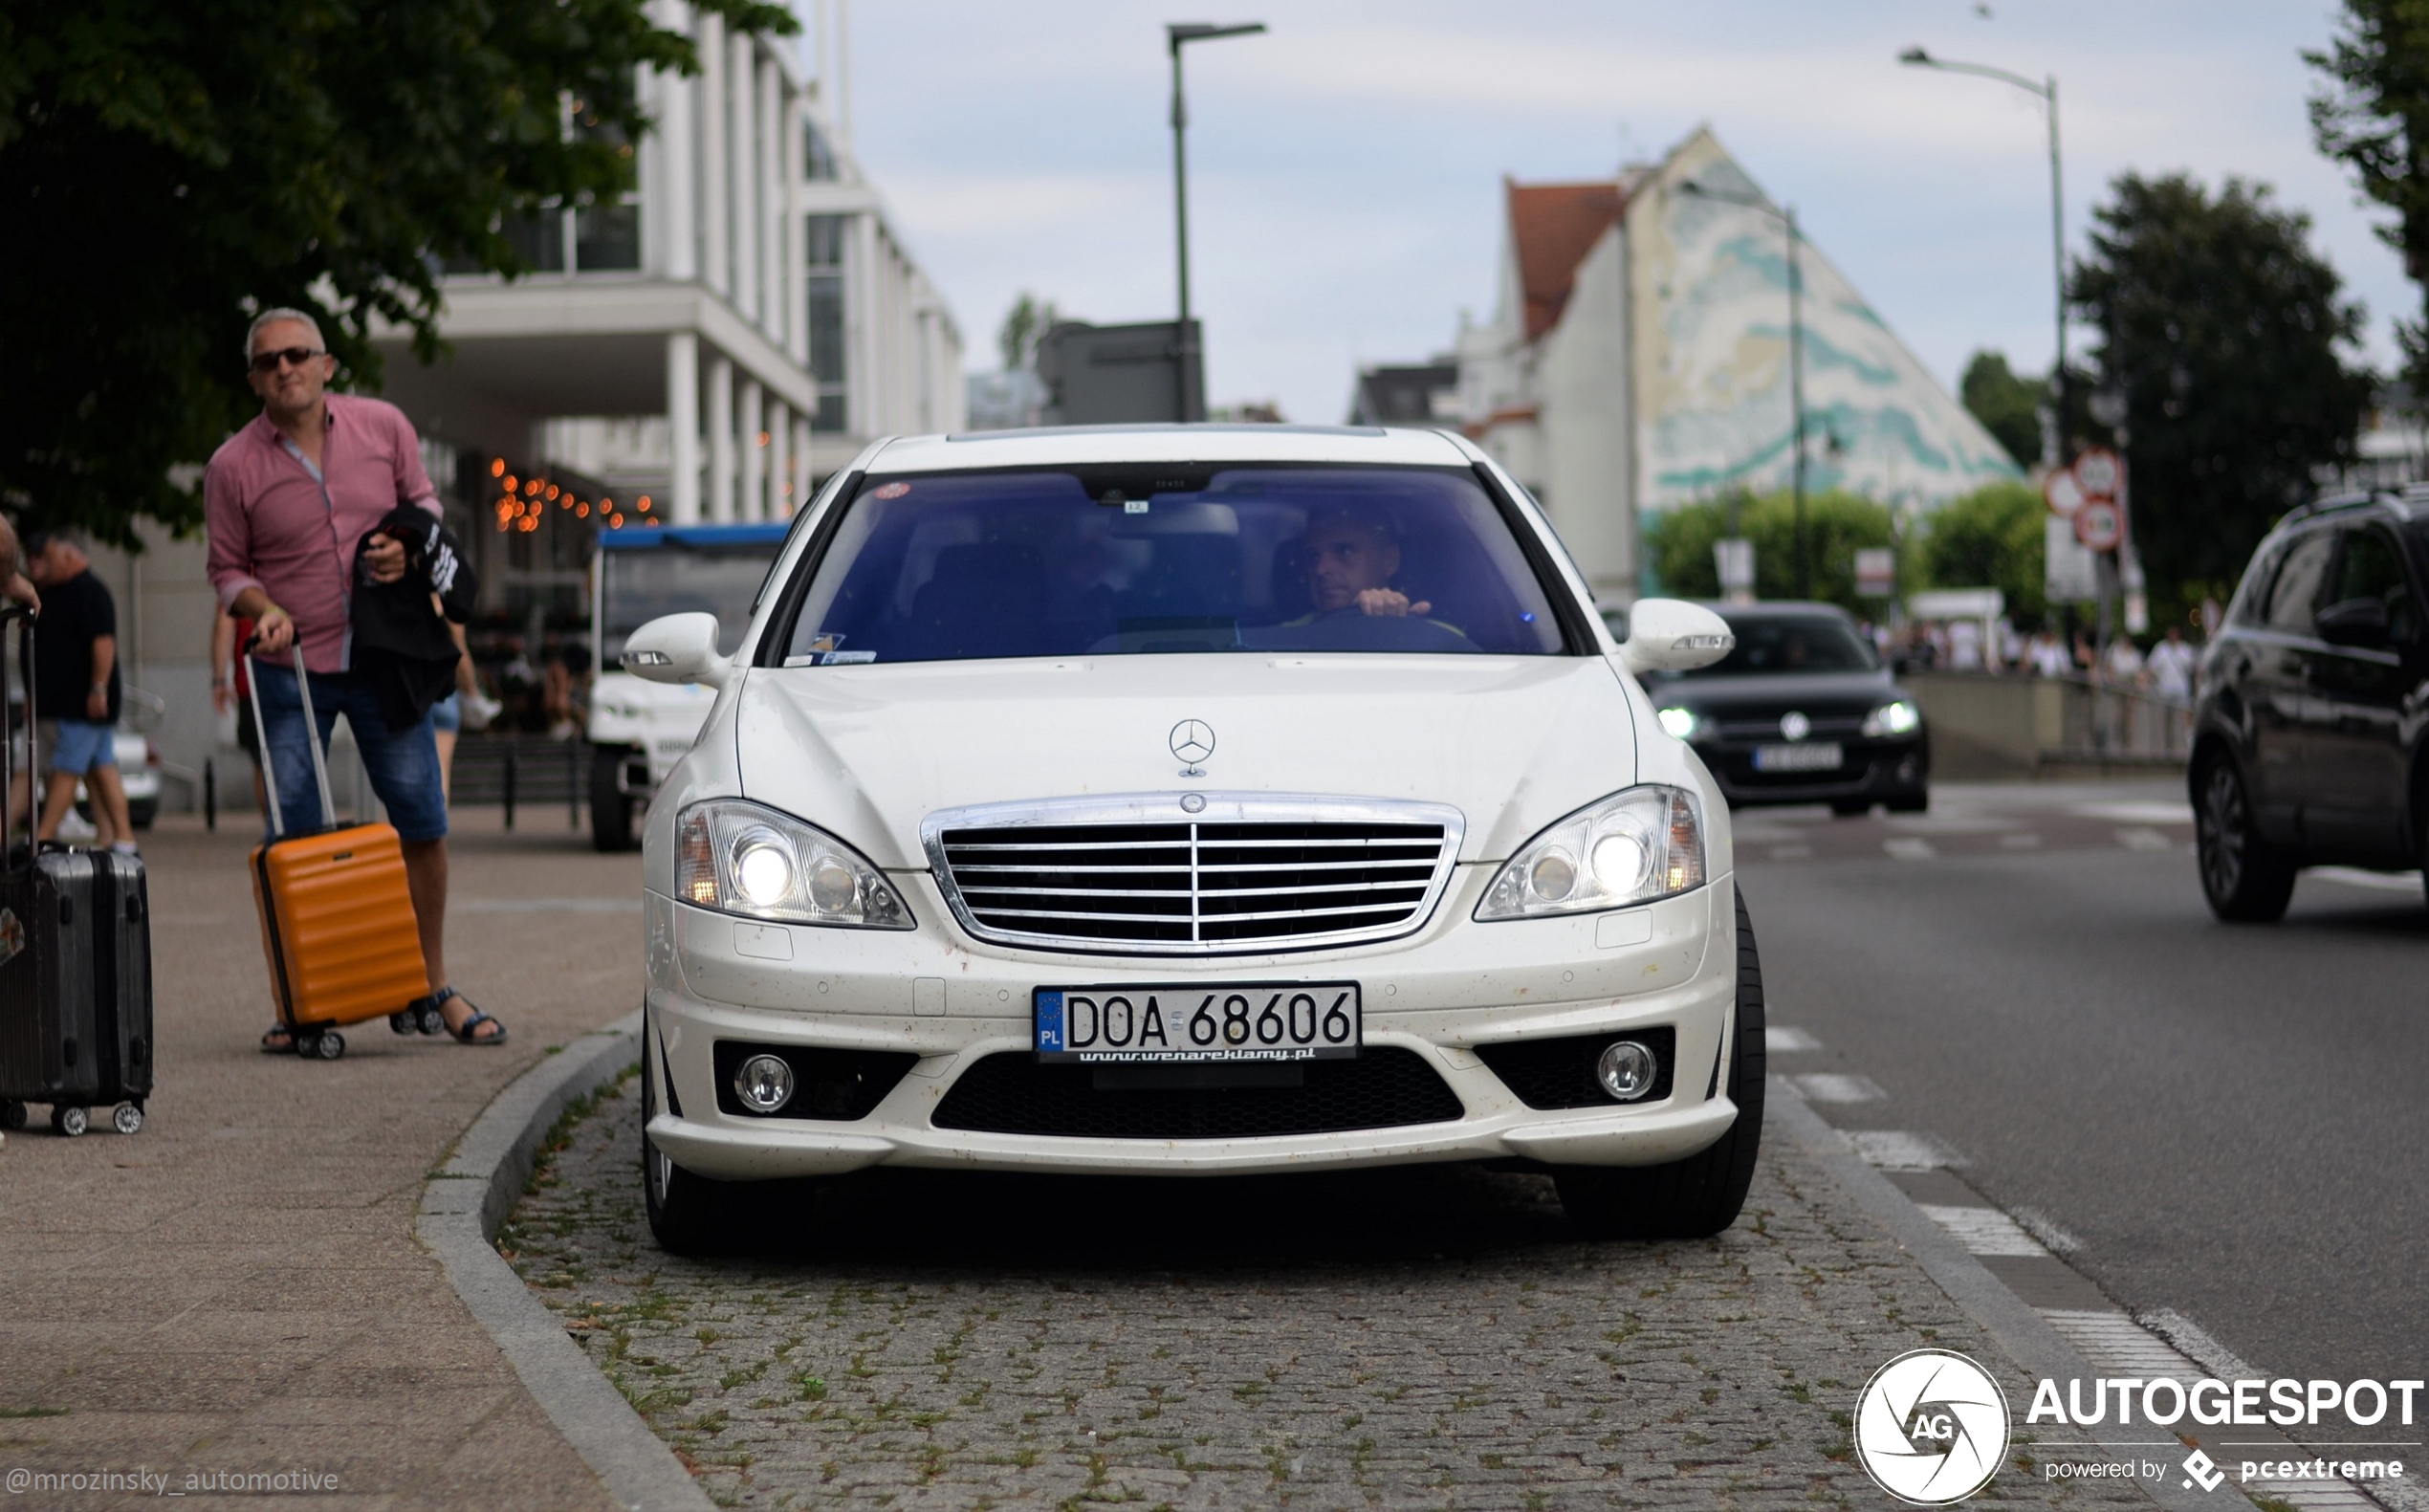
[2191,490,2429,919]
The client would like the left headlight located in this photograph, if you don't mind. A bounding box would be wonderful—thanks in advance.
[1861,698,1921,738]
[1476,785,1705,921]
[675,800,912,929]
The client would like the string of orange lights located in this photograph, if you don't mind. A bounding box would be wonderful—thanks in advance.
[485,456,662,533]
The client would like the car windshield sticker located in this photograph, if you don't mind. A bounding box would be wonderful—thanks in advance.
[822,650,877,665]
[871,481,911,499]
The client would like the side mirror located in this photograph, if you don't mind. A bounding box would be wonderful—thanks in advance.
[620,612,732,688]
[2315,597,2390,648]
[1617,598,1735,675]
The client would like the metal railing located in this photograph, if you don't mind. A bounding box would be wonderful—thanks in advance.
[2048,674,2194,762]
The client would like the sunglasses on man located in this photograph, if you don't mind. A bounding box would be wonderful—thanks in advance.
[249,346,327,374]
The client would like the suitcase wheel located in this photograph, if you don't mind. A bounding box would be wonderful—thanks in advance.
[113,1103,143,1136]
[51,1105,88,1138]
[416,1003,446,1036]
[0,1100,24,1131]
[312,1032,345,1061]
[390,1011,419,1036]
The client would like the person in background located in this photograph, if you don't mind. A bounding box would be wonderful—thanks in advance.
[1,515,39,835]
[2101,633,2147,688]
[209,606,268,810]
[24,527,135,851]
[431,620,503,800]
[2147,624,2199,703]
[2024,627,2071,678]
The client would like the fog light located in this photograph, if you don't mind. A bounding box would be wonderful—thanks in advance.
[733,1053,795,1113]
[1595,1040,1658,1102]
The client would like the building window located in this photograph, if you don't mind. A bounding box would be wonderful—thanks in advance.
[576,203,640,272]
[804,120,839,182]
[503,209,567,273]
[806,213,849,432]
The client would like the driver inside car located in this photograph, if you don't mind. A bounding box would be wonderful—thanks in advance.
[1302,508,1433,619]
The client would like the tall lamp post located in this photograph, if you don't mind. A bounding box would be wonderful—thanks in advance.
[1168,21,1265,423]
[1899,47,2066,466]
[1680,180,1810,600]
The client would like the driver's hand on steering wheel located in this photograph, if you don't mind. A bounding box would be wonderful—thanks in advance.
[1353,587,1432,618]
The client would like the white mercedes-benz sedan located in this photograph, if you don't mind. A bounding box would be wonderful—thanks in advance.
[623,424,1760,1252]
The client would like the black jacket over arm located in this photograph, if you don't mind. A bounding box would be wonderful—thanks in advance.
[350,506,479,733]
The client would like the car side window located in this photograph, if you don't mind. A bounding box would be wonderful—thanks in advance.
[2262,530,2337,635]
[2330,526,2416,643]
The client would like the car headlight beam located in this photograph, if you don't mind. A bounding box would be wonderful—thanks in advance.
[1862,699,1921,738]
[1477,785,1705,921]
[675,800,912,930]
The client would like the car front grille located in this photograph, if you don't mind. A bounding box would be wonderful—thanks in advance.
[924,796,1464,954]
[930,1047,1464,1139]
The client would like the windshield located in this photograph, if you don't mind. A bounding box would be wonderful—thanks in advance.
[1697,613,1880,676]
[780,465,1567,665]
[599,544,782,667]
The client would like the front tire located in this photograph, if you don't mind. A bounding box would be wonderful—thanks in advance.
[1556,887,1766,1239]
[591,747,639,853]
[641,1033,730,1256]
[2196,754,2295,922]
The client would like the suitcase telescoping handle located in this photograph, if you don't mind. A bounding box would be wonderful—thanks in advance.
[243,639,338,840]
[1,603,30,867]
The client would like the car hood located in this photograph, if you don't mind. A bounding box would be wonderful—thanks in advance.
[733,654,1640,868]
[1645,669,1898,717]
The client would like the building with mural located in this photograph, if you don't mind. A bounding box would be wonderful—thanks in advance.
[1452,127,2019,603]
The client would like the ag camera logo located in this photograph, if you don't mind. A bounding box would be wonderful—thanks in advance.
[1854,1349,2012,1504]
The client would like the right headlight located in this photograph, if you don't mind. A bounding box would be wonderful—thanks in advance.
[675,800,912,929]
[1475,785,1705,921]
[1861,698,1921,737]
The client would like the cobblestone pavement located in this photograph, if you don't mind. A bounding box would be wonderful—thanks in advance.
[507,1084,2157,1510]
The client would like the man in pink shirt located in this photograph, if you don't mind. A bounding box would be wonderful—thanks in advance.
[206,308,505,1050]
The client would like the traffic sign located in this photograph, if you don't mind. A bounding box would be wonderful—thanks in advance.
[2075,499,2124,552]
[2044,469,2085,516]
[2073,449,2121,503]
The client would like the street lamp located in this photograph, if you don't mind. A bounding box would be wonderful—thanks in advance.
[1168,21,1265,423]
[1899,46,2066,466]
[1679,179,1810,600]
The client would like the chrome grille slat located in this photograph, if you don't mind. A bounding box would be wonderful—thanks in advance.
[926,795,1465,955]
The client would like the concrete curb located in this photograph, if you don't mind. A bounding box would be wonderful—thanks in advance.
[419,1011,713,1512]
[1771,1082,2222,1512]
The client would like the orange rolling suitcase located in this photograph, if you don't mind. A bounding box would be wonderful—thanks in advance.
[245,646,430,1061]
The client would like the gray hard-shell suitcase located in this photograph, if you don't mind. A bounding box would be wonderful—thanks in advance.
[0,605,155,1137]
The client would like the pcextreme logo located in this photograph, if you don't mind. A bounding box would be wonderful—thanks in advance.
[1853,1349,2011,1505]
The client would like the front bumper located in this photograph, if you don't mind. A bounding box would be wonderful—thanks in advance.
[641,867,1743,1180]
[1695,734,1928,807]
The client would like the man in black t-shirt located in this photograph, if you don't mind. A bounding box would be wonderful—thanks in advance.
[26,528,134,849]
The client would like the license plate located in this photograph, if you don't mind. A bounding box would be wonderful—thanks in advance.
[1034,983,1361,1063]
[1753,741,1843,772]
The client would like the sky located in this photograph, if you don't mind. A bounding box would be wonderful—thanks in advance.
[801,0,2402,426]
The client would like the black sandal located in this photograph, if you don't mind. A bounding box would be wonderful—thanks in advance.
[432,987,508,1046]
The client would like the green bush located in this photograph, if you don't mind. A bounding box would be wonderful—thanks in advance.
[1914,482,2046,628]
[1644,490,1899,615]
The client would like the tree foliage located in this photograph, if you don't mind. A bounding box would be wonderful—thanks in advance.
[1915,481,2046,629]
[1645,490,1899,615]
[1959,351,2045,470]
[2309,0,2429,389]
[996,292,1060,371]
[2068,172,2370,593]
[0,0,793,543]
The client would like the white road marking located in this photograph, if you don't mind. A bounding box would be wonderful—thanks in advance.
[1789,1073,1886,1103]
[1849,1129,1965,1170]
[2308,866,2423,894]
[2072,800,2197,824]
[2005,1206,2082,1255]
[1764,1027,1822,1053]
[2043,1308,2207,1378]
[1919,1204,2049,1257]
[1883,837,1937,861]
[2114,826,2173,851]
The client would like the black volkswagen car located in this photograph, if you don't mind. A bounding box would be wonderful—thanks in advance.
[1623,602,1930,815]
[2190,490,2429,920]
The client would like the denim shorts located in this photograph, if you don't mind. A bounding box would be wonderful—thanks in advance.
[252,662,449,843]
[430,691,461,733]
[44,718,118,776]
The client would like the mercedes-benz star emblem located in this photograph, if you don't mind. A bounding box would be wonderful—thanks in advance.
[1780,711,1812,742]
[1179,793,1207,814]
[1170,719,1216,774]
